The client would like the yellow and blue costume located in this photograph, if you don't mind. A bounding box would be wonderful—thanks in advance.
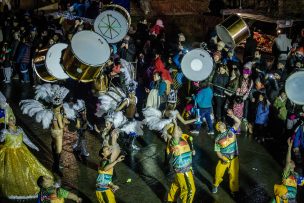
[96,160,116,203]
[167,134,196,203]
[214,127,239,193]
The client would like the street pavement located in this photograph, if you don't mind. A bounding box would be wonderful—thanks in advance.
[0,81,299,203]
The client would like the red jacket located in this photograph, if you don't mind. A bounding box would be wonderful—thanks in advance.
[154,57,172,83]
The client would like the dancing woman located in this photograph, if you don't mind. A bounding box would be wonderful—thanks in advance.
[0,103,53,199]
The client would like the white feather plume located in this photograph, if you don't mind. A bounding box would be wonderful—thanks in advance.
[73,99,85,112]
[142,107,172,132]
[20,100,44,115]
[35,84,53,102]
[120,120,143,136]
[41,110,54,129]
[120,59,135,85]
[112,111,128,128]
[95,87,125,117]
[20,99,54,129]
[63,103,76,120]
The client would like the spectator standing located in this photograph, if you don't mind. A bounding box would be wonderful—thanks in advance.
[16,35,32,83]
[192,82,214,135]
[213,64,229,121]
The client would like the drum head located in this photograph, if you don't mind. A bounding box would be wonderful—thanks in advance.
[216,15,250,48]
[181,49,213,81]
[46,43,69,80]
[71,31,110,66]
[94,10,129,44]
[216,24,235,47]
[285,71,304,105]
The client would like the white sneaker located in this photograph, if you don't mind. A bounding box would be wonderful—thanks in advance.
[190,130,199,134]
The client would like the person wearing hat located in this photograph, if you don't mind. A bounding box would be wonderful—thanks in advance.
[50,87,70,177]
[0,98,53,199]
[212,109,241,196]
[161,89,197,142]
[166,119,196,203]
[115,81,141,150]
[73,100,92,159]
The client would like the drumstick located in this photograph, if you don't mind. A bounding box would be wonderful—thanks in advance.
[109,81,124,98]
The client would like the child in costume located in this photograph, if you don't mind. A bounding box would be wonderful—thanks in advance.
[37,175,82,203]
[96,146,125,203]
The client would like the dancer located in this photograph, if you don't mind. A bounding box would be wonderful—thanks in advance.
[20,84,70,176]
[0,103,53,199]
[95,116,122,160]
[212,109,241,197]
[115,81,143,150]
[73,100,92,158]
[166,119,196,203]
[143,90,196,142]
[96,146,125,203]
[37,175,82,203]
[273,138,304,202]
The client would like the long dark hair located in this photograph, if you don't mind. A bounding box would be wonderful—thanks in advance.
[259,93,268,111]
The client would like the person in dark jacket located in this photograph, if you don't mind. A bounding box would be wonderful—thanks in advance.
[243,33,257,63]
[16,35,32,83]
[213,64,229,121]
[119,35,136,62]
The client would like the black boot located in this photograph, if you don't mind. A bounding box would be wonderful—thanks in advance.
[52,153,63,177]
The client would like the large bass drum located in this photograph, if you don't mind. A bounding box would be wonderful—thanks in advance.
[33,43,69,82]
[285,71,304,105]
[94,4,131,44]
[216,14,250,48]
[181,49,214,82]
[62,30,111,83]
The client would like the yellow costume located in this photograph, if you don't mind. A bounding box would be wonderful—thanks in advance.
[96,160,116,203]
[0,127,53,199]
[167,134,196,203]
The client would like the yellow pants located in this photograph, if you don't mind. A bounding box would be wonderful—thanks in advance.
[214,156,239,192]
[167,171,196,203]
[96,190,116,203]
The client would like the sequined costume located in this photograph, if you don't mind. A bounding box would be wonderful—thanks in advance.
[0,127,53,199]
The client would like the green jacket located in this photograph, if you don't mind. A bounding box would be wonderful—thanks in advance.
[274,97,287,120]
